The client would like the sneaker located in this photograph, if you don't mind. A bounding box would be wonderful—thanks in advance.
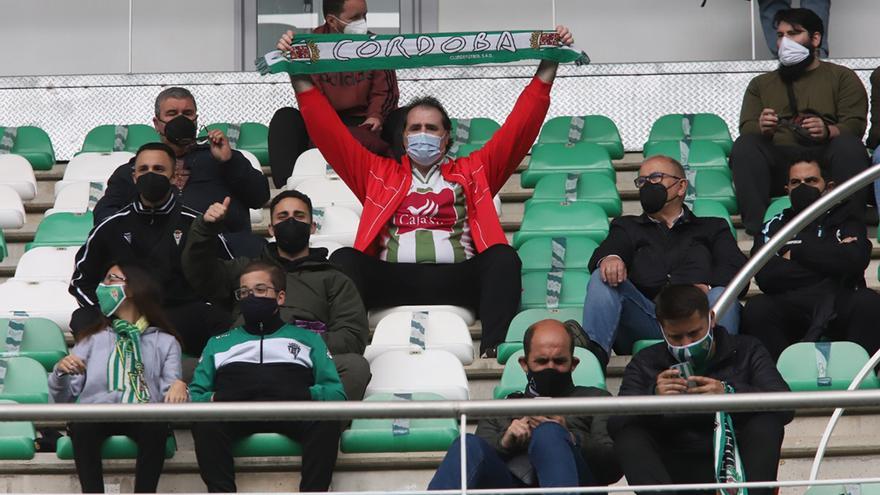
[480,346,498,359]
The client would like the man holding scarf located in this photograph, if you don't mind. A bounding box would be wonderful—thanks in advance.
[609,285,792,495]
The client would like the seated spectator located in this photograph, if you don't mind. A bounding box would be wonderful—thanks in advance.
[50,263,187,493]
[609,285,793,495]
[190,261,345,493]
[582,156,746,369]
[279,25,575,357]
[742,153,880,359]
[427,319,621,493]
[181,190,371,400]
[867,66,880,207]
[268,0,407,187]
[730,8,869,236]
[94,86,270,235]
[70,143,233,356]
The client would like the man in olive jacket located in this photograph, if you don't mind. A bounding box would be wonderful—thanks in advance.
[182,189,370,400]
[427,320,621,493]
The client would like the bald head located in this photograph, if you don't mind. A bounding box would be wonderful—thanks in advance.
[520,319,579,374]
[640,155,685,179]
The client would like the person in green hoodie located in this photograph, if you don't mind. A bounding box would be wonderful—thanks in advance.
[182,190,371,400]
[190,260,346,492]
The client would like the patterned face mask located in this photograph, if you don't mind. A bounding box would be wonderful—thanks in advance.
[664,315,714,373]
[96,283,127,317]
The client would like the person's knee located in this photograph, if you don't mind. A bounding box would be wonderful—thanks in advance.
[730,134,766,161]
[480,244,521,272]
[269,107,304,128]
[528,422,570,454]
[586,269,617,300]
[742,296,774,327]
[329,247,361,270]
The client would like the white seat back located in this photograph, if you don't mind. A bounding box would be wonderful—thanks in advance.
[311,205,359,247]
[13,247,79,282]
[286,148,335,190]
[365,349,469,400]
[56,152,133,196]
[0,280,79,332]
[365,311,474,365]
[0,185,26,229]
[0,154,37,200]
[295,177,362,215]
[368,305,476,328]
[45,181,107,216]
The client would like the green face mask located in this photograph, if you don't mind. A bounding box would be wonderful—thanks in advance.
[664,315,714,373]
[96,283,127,317]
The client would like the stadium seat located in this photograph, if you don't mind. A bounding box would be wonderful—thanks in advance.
[764,196,791,224]
[311,206,359,247]
[520,142,615,188]
[0,126,55,170]
[296,177,362,215]
[365,350,469,400]
[285,148,334,190]
[368,305,476,327]
[341,393,459,453]
[57,435,176,460]
[0,231,6,262]
[0,185,26,229]
[520,270,589,311]
[493,348,605,399]
[804,484,870,495]
[513,202,609,247]
[632,339,663,355]
[0,401,35,460]
[55,151,133,197]
[691,199,735,238]
[25,212,93,251]
[644,113,733,155]
[536,115,624,159]
[0,357,48,403]
[448,143,481,159]
[528,173,622,217]
[200,123,269,165]
[642,140,730,178]
[46,181,105,216]
[0,318,67,371]
[80,125,159,154]
[694,170,737,214]
[365,311,474,365]
[13,247,78,282]
[0,280,80,332]
[516,236,597,274]
[497,308,584,364]
[450,118,499,145]
[777,342,880,391]
[0,154,37,200]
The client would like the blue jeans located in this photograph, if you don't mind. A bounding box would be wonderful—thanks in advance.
[758,0,830,57]
[428,423,600,494]
[582,271,741,355]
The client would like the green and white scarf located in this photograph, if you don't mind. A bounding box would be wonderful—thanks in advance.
[256,30,589,75]
[107,317,151,403]
[714,383,748,494]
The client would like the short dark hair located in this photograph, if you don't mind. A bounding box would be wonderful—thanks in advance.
[655,285,709,324]
[270,190,313,219]
[522,320,575,359]
[154,87,196,117]
[135,142,176,167]
[774,8,824,37]
[323,0,347,18]
[788,150,831,181]
[241,260,286,292]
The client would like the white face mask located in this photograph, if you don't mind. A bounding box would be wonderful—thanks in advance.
[338,17,368,35]
[778,36,811,67]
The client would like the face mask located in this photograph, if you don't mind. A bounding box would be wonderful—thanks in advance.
[162,115,197,146]
[790,184,823,212]
[778,36,811,67]
[406,132,444,166]
[239,296,279,329]
[96,283,127,317]
[273,218,311,254]
[525,368,575,397]
[136,172,172,203]
[341,18,368,35]
[639,181,676,214]
[665,315,714,373]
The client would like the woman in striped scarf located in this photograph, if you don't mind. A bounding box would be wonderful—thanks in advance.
[50,263,187,493]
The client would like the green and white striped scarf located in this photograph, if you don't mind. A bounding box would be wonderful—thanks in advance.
[714,383,748,494]
[257,30,589,75]
[107,317,150,403]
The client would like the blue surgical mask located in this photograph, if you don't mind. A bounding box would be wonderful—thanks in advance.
[664,315,714,373]
[406,132,444,166]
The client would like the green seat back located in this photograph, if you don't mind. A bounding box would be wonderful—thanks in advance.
[341,393,459,453]
[642,140,729,178]
[804,485,872,495]
[0,318,67,371]
[25,212,94,251]
[494,348,605,399]
[516,236,597,273]
[691,199,735,238]
[497,308,583,364]
[233,433,302,457]
[80,125,160,154]
[200,122,269,165]
[450,118,500,145]
[530,173,622,217]
[448,143,481,159]
[537,116,624,159]
[0,357,49,403]
[514,202,609,247]
[521,142,614,188]
[632,339,664,355]
[520,270,589,311]
[57,434,176,460]
[694,170,737,214]
[0,126,55,170]
[0,231,6,262]
[645,113,733,154]
[764,197,791,224]
[0,400,35,460]
[777,342,880,391]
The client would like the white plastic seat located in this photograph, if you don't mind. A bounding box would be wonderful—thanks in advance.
[494,194,502,216]
[308,239,344,256]
[238,149,267,225]
[45,181,106,216]
[311,205,359,247]
[365,349,469,400]
[365,311,474,365]
[0,185,26,229]
[286,148,334,190]
[55,152,133,196]
[368,305,476,328]
[0,155,37,200]
[295,177,362,215]
[0,280,79,332]
[13,247,78,282]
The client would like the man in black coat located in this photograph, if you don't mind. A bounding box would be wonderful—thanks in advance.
[609,285,793,495]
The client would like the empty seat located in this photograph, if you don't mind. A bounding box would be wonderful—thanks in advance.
[368,305,476,328]
[497,308,584,364]
[631,339,664,355]
[694,170,737,214]
[0,231,6,262]
[528,173,622,217]
[311,206,359,247]
[0,155,37,200]
[55,152,133,196]
[286,148,334,191]
[448,143,481,159]
[0,400,35,460]
[80,125,159,154]
[0,126,55,170]
[777,341,880,391]
[804,485,878,495]
[14,246,78,282]
[200,123,269,165]
[0,280,80,332]
[26,212,93,251]
[365,350,469,400]
[0,185,26,229]
[0,317,67,371]
[448,118,500,156]
[521,142,615,188]
[764,196,791,224]
[341,393,459,453]
[46,181,105,216]
[516,236,597,274]
[57,435,176,460]
[365,311,474,365]
[536,115,624,159]
[0,356,48,403]
[295,177,362,215]
[644,113,733,155]
[520,270,589,311]
[691,199,735,238]
[513,202,609,247]
[494,348,604,399]
[643,140,729,178]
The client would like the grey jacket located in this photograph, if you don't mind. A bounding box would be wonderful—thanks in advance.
[49,327,182,404]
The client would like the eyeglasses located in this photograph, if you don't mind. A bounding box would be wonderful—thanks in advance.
[233,284,277,301]
[103,273,127,284]
[788,176,822,187]
[633,172,683,189]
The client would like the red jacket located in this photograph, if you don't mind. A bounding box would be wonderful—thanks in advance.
[296,77,552,256]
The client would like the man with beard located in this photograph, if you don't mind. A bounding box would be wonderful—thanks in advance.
[730,8,869,236]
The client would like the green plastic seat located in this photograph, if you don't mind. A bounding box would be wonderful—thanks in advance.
[199,122,269,165]
[80,125,160,154]
[520,270,589,311]
[631,339,664,355]
[494,348,605,399]
[0,357,49,403]
[529,173,622,217]
[777,342,880,391]
[537,116,624,159]
[804,485,870,495]
[694,170,737,214]
[25,212,94,251]
[57,434,176,460]
[0,126,55,170]
[0,230,7,262]
[0,318,67,371]
[517,236,597,274]
[233,433,302,457]
[0,400,36,460]
[521,142,615,188]
[691,199,735,238]
[644,113,733,155]
[448,143,482,159]
[514,202,609,247]
[643,140,730,179]
[450,118,500,145]
[341,393,459,453]
[763,196,791,224]
[497,308,584,364]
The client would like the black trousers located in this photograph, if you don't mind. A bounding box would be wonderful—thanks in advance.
[268,106,407,188]
[742,286,880,360]
[613,414,786,495]
[329,244,522,353]
[192,420,340,492]
[165,301,232,357]
[729,133,870,235]
[67,422,171,493]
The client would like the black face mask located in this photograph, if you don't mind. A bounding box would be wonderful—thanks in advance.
[790,184,823,212]
[526,368,575,397]
[639,182,675,214]
[274,218,311,254]
[162,115,197,146]
[135,172,172,203]
[239,296,279,330]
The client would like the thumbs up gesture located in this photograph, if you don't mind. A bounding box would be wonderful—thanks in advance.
[204,196,230,223]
